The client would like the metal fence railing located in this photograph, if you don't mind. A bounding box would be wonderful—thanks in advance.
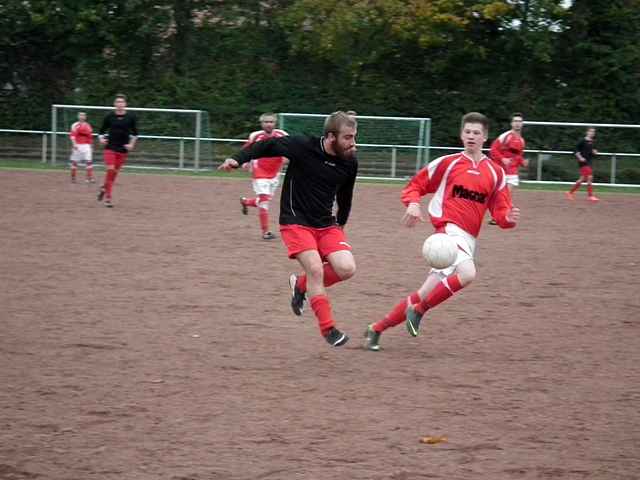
[1,129,639,187]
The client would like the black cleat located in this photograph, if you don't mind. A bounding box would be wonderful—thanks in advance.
[325,327,349,347]
[289,274,306,316]
[104,199,113,208]
[488,219,497,225]
[240,197,248,215]
[262,231,276,240]
[97,187,105,202]
[364,324,381,351]
[405,304,423,337]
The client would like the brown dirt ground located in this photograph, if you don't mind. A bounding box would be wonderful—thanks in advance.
[1,169,639,480]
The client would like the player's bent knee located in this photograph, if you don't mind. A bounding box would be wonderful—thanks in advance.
[306,263,325,282]
[456,261,477,286]
[334,262,356,280]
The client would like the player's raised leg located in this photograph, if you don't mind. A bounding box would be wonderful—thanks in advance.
[289,232,355,316]
[405,260,475,337]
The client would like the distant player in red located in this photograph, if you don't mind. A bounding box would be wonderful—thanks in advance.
[565,127,599,202]
[240,113,288,240]
[490,113,528,190]
[69,112,95,184]
[97,94,138,208]
[364,112,521,351]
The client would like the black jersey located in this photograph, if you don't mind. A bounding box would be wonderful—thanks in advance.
[232,135,358,228]
[575,138,596,167]
[99,112,138,153]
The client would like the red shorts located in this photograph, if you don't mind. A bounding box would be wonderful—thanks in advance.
[580,165,593,177]
[104,149,128,169]
[280,225,352,260]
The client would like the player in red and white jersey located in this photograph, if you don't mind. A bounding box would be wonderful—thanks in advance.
[239,113,288,240]
[364,112,520,351]
[490,112,528,190]
[69,112,95,183]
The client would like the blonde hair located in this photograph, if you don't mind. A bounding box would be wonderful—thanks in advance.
[323,110,357,136]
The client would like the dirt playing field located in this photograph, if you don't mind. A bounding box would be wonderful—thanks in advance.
[1,169,639,480]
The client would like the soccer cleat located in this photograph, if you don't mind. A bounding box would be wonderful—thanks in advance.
[104,199,113,208]
[488,219,497,225]
[71,177,77,184]
[240,197,248,215]
[364,324,381,351]
[262,231,276,240]
[325,327,349,347]
[289,274,306,316]
[405,304,423,337]
[588,195,600,202]
[87,178,96,184]
[564,192,575,201]
[97,187,105,202]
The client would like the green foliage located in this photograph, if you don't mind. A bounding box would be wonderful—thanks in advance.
[0,0,638,158]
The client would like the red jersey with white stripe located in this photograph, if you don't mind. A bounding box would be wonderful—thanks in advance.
[490,130,525,175]
[243,129,288,179]
[402,152,515,237]
[70,121,93,145]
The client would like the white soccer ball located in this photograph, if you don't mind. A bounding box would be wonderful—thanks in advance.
[422,233,458,269]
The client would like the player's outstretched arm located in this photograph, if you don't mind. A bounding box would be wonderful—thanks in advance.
[218,158,239,171]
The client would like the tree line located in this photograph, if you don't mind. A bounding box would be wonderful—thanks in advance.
[1,0,639,150]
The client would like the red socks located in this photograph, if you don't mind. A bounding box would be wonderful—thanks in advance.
[259,208,269,233]
[414,275,463,315]
[296,263,343,292]
[243,194,272,233]
[310,295,335,336]
[372,292,420,333]
[570,181,582,194]
[104,169,118,199]
[86,163,94,181]
[587,185,594,196]
[71,161,77,180]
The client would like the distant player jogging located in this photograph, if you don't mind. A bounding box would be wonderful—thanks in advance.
[69,112,95,184]
[97,94,138,208]
[565,127,599,202]
[489,112,527,223]
[239,113,288,240]
[364,112,520,351]
[219,111,358,347]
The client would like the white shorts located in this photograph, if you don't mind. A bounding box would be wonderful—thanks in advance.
[505,174,519,187]
[70,144,92,162]
[252,177,280,196]
[431,223,477,277]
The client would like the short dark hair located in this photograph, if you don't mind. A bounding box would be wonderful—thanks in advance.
[114,93,127,102]
[324,110,357,136]
[259,113,277,122]
[460,112,489,135]
[511,112,524,121]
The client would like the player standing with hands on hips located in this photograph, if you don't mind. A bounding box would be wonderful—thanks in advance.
[239,113,288,240]
[565,127,599,202]
[219,111,358,347]
[69,112,95,184]
[97,94,138,208]
[364,112,520,351]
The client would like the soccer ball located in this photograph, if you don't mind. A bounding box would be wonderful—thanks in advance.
[422,233,458,269]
